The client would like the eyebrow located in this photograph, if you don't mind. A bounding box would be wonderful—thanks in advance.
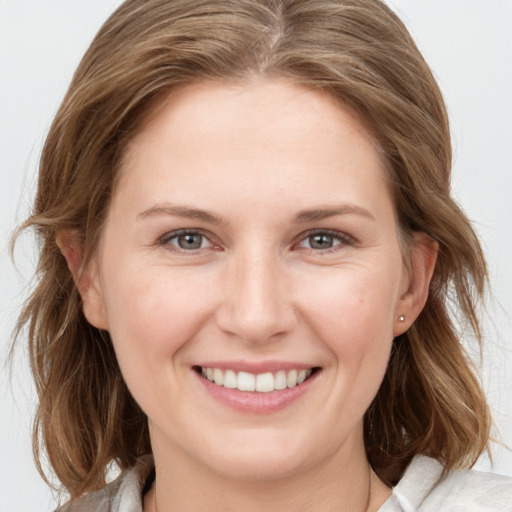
[293,204,375,223]
[137,204,228,225]
[137,202,375,225]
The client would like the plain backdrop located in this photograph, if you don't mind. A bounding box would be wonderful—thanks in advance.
[1,1,511,511]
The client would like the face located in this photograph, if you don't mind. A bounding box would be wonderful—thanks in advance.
[79,79,431,482]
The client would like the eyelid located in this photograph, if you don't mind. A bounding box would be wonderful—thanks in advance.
[294,229,356,252]
[158,228,218,252]
[155,228,355,254]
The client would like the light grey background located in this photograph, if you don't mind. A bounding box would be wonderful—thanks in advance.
[1,1,511,510]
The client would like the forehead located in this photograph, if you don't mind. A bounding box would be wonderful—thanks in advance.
[114,79,393,221]
[127,79,380,152]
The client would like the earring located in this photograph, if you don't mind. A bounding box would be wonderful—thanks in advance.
[398,315,405,322]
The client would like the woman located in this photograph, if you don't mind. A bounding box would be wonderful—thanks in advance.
[13,0,511,510]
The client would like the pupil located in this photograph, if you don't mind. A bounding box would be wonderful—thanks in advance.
[310,234,333,249]
[179,233,202,249]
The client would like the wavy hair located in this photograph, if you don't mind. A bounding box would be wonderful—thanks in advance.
[13,0,490,499]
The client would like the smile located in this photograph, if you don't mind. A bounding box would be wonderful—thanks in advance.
[197,366,317,392]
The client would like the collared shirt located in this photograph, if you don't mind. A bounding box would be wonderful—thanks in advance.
[57,455,512,511]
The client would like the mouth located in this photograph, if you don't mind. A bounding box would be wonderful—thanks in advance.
[193,366,321,393]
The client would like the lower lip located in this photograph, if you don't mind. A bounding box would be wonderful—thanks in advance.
[195,370,319,414]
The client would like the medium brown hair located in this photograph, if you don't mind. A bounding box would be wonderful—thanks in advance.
[14,0,491,499]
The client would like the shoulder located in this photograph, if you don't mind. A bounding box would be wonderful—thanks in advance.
[56,456,154,512]
[422,465,512,511]
[386,455,512,512]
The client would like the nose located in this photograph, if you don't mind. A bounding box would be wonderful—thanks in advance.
[215,248,298,345]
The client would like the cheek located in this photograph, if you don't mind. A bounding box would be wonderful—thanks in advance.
[299,264,400,343]
[297,263,400,392]
[101,266,214,373]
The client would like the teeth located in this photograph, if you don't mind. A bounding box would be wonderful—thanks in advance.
[223,369,237,389]
[287,369,297,388]
[213,368,224,386]
[200,367,313,392]
[237,371,255,391]
[256,372,274,392]
[274,370,287,390]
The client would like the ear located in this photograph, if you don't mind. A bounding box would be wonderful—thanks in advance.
[393,232,438,337]
[56,229,109,331]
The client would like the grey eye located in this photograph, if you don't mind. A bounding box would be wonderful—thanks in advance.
[308,233,335,249]
[175,233,205,250]
[297,231,347,252]
[160,230,215,253]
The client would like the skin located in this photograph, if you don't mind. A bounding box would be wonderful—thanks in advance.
[60,79,437,511]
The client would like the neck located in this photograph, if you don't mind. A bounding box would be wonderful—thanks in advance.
[145,428,390,512]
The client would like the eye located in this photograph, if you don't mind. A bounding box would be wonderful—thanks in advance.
[306,233,339,250]
[296,230,352,252]
[159,230,214,252]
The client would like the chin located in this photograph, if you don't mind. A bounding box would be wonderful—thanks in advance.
[209,452,309,482]
[192,427,333,482]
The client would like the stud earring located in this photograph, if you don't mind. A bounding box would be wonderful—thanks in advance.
[398,315,405,322]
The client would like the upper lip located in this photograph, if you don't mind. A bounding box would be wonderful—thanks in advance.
[194,360,319,374]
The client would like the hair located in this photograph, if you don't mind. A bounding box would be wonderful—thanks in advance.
[13,0,491,500]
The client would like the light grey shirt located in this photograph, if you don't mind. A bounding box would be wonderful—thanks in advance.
[58,455,512,511]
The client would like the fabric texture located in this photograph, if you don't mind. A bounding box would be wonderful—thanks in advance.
[57,455,512,511]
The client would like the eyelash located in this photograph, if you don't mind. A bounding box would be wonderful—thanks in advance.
[157,229,355,254]
[296,229,355,254]
[158,229,215,253]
